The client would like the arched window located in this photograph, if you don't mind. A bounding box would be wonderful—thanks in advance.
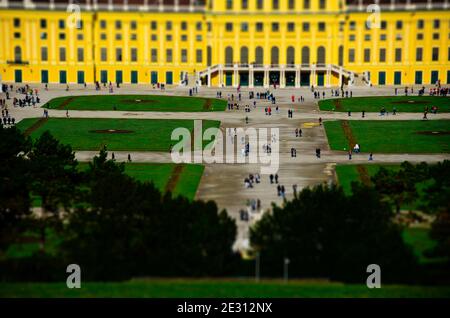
[271,46,279,65]
[301,46,310,65]
[338,45,344,66]
[317,46,326,65]
[207,46,212,66]
[14,46,22,61]
[225,46,233,65]
[287,46,295,65]
[255,46,264,65]
[240,46,249,64]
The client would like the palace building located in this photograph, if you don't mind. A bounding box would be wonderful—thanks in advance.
[0,0,449,87]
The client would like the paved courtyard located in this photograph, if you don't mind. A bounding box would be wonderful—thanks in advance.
[3,83,450,250]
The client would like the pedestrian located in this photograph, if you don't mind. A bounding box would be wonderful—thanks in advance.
[369,153,373,161]
[128,154,132,162]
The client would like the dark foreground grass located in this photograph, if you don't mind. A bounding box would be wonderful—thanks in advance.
[44,95,226,112]
[1,280,450,298]
[324,120,450,153]
[319,96,450,113]
[17,118,221,152]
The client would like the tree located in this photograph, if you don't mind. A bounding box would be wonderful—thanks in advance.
[250,183,417,283]
[371,166,417,214]
[28,131,80,252]
[0,126,32,250]
[62,150,238,280]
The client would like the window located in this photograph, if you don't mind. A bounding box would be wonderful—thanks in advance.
[395,48,402,62]
[272,0,279,10]
[417,20,424,29]
[196,22,202,31]
[77,34,84,40]
[287,23,295,32]
[432,47,439,61]
[115,21,122,30]
[379,49,386,62]
[255,47,264,65]
[131,48,138,62]
[41,47,48,61]
[417,33,424,40]
[59,33,66,40]
[433,33,440,40]
[380,21,387,30]
[287,47,295,65]
[272,23,279,32]
[101,48,107,62]
[151,21,157,30]
[348,49,355,63]
[433,19,440,29]
[100,20,106,29]
[181,49,188,63]
[166,49,173,63]
[77,48,84,62]
[100,33,107,40]
[166,22,172,31]
[301,46,310,64]
[226,0,233,10]
[225,47,233,65]
[59,19,65,29]
[14,32,20,39]
[40,19,47,28]
[13,18,20,27]
[40,32,47,40]
[319,0,326,9]
[302,22,310,32]
[196,49,203,63]
[130,21,137,30]
[59,47,66,62]
[116,48,122,62]
[181,22,187,31]
[349,21,356,31]
[241,23,248,32]
[416,48,423,62]
[271,46,279,65]
[226,23,233,32]
[242,0,248,9]
[318,22,326,32]
[396,21,403,30]
[364,49,371,63]
[256,23,264,32]
[151,49,157,62]
[289,0,295,10]
[14,46,21,61]
[303,0,310,9]
[240,47,249,64]
[317,47,326,64]
[257,0,263,10]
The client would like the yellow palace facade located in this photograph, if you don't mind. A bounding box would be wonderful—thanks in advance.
[0,0,449,88]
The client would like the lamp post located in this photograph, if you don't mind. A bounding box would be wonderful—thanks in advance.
[284,258,290,284]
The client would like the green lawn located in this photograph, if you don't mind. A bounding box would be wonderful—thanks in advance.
[44,95,226,112]
[335,164,401,195]
[30,163,204,208]
[1,279,450,298]
[324,120,450,153]
[319,96,450,113]
[17,118,221,152]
